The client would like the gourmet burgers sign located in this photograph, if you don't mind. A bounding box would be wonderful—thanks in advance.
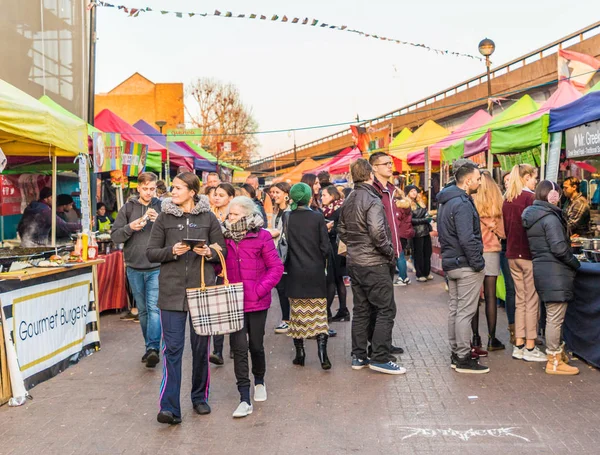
[566,120,600,159]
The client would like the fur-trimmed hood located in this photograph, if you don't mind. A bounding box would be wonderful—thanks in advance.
[161,195,211,217]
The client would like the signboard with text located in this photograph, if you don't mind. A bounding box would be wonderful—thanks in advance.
[565,120,600,159]
[546,132,562,183]
[92,132,122,173]
[166,128,202,142]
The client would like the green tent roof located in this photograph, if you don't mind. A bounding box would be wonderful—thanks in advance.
[145,151,162,173]
[588,80,600,93]
[185,142,244,171]
[490,114,549,155]
[442,95,539,161]
[39,95,101,135]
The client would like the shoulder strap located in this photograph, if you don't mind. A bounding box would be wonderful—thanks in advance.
[282,210,290,237]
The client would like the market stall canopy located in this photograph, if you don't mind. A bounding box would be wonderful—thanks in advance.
[39,95,101,135]
[515,82,582,125]
[407,110,491,165]
[145,152,162,173]
[94,109,165,154]
[184,141,243,171]
[133,120,215,172]
[390,120,449,167]
[549,91,600,133]
[388,128,413,154]
[0,79,87,156]
[305,147,361,175]
[442,95,539,162]
[173,142,217,172]
[588,80,600,93]
[273,158,328,183]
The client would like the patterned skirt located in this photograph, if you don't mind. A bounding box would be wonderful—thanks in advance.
[287,298,329,339]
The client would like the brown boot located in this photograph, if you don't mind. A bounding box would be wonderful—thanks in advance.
[546,349,579,375]
[508,324,515,345]
[559,342,570,364]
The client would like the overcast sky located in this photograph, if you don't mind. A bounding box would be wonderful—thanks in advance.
[95,0,597,161]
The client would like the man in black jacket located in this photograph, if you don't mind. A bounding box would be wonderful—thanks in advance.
[339,159,406,375]
[111,172,162,368]
[436,162,488,374]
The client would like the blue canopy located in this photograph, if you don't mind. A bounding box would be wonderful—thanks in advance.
[549,91,600,133]
[133,120,217,172]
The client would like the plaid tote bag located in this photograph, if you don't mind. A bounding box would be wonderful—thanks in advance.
[187,249,245,336]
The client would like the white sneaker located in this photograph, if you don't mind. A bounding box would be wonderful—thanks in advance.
[403,278,411,285]
[274,322,289,334]
[232,401,253,418]
[416,277,427,282]
[523,346,548,362]
[393,278,407,287]
[254,384,267,402]
[512,345,524,360]
[426,274,434,280]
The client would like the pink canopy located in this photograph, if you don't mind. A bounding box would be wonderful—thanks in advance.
[512,81,582,125]
[407,110,491,165]
[304,147,362,175]
[95,109,166,155]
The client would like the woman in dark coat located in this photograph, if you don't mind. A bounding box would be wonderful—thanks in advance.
[146,172,227,425]
[406,185,433,281]
[521,180,580,376]
[321,186,349,322]
[285,182,332,370]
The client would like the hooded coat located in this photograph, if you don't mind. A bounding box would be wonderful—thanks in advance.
[522,200,580,303]
[146,196,226,312]
[436,185,484,273]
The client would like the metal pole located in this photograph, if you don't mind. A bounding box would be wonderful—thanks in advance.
[87,4,97,126]
[540,142,546,180]
[293,131,297,167]
[51,155,57,247]
[486,56,494,172]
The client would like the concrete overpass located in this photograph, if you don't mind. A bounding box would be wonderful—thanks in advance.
[248,22,600,177]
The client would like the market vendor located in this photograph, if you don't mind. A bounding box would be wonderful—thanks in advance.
[56,194,75,222]
[17,187,81,247]
[562,177,591,236]
[95,202,113,232]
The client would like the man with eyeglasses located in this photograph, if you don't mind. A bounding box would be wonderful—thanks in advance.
[112,172,163,368]
[562,177,591,236]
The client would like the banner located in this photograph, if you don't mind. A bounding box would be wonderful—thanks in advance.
[367,124,392,152]
[0,269,100,389]
[351,125,371,153]
[0,175,51,216]
[557,49,600,90]
[92,132,122,173]
[565,120,600,159]
[166,128,203,142]
[0,176,22,216]
[121,141,148,176]
[217,141,238,153]
[546,132,562,182]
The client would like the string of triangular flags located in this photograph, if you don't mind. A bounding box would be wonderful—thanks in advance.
[89,1,483,61]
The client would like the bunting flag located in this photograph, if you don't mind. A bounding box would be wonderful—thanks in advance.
[92,132,122,173]
[121,141,148,176]
[350,125,371,153]
[367,124,393,152]
[90,1,483,60]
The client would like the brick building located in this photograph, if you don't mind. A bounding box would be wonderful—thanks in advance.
[95,73,183,130]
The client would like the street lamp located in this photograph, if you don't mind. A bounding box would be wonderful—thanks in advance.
[155,120,168,182]
[479,38,495,171]
[155,120,167,134]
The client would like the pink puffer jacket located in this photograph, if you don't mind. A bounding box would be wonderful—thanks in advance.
[224,229,284,313]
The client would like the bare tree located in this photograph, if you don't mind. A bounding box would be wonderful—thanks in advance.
[186,78,259,167]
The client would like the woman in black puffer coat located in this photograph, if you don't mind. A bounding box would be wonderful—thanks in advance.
[406,185,433,282]
[521,180,580,376]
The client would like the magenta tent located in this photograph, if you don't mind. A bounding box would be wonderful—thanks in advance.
[407,110,491,166]
[304,147,362,175]
[511,81,582,124]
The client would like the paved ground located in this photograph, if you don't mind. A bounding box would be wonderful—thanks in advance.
[1,275,599,454]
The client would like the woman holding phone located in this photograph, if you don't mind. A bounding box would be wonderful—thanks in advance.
[146,172,227,425]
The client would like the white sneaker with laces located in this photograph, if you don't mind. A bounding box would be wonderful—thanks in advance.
[393,278,407,287]
[403,278,411,285]
[523,346,548,362]
[274,322,289,334]
[512,345,524,359]
[254,384,267,402]
[232,402,253,418]
[426,274,434,280]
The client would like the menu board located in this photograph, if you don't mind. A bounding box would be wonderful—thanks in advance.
[546,132,562,183]
[78,155,92,231]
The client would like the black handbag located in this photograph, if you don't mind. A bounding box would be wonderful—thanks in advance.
[276,211,290,264]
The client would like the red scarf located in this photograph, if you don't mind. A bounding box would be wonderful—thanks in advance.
[322,200,343,218]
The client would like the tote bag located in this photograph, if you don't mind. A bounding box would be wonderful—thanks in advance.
[187,249,245,336]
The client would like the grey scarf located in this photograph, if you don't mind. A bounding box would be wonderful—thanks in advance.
[222,212,264,242]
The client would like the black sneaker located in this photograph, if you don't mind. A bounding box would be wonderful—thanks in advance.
[450,352,458,369]
[209,352,224,365]
[390,345,404,355]
[193,402,211,415]
[145,350,160,368]
[157,410,181,425]
[455,355,490,374]
[141,351,149,363]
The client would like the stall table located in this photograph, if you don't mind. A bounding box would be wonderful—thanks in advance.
[563,262,600,368]
[97,250,127,313]
[0,260,102,391]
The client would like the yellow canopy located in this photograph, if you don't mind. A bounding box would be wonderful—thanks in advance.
[0,79,88,157]
[273,157,330,183]
[388,127,412,154]
[389,120,449,167]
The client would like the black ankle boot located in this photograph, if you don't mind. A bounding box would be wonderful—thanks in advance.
[292,338,305,366]
[331,308,350,322]
[316,334,332,370]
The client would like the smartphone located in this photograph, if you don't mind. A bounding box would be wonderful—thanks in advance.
[182,238,206,248]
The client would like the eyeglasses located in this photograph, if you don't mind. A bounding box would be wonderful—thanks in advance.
[373,161,393,167]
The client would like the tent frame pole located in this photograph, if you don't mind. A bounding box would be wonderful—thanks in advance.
[51,155,57,247]
[540,142,546,181]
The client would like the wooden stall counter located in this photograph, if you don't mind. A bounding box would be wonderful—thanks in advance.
[0,259,105,281]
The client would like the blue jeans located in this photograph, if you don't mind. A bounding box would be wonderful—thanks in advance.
[396,252,408,281]
[126,267,161,352]
[499,252,516,325]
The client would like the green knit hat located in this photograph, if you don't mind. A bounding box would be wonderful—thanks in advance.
[289,182,312,210]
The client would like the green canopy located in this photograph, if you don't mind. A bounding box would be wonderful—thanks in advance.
[588,80,600,93]
[145,151,162,173]
[185,141,244,171]
[442,95,539,162]
[39,95,101,135]
[491,114,549,155]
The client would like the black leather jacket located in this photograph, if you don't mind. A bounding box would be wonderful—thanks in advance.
[338,183,395,267]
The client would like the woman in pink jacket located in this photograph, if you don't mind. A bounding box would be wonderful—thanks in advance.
[222,196,284,419]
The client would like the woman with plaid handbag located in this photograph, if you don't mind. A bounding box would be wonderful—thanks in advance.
[221,196,284,418]
[146,172,227,425]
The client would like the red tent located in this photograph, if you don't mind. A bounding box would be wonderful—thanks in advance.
[305,147,362,175]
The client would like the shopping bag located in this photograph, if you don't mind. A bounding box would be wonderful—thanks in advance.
[187,249,244,336]
[496,271,506,302]
[337,239,347,257]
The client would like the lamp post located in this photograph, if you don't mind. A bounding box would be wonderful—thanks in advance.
[155,120,168,182]
[478,38,495,172]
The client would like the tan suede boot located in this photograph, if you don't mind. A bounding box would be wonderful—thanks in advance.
[559,342,570,364]
[508,324,515,345]
[546,349,579,375]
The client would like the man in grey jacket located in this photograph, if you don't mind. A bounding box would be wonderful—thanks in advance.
[111,172,162,368]
[338,159,406,375]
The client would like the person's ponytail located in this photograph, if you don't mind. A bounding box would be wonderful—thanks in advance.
[505,164,535,202]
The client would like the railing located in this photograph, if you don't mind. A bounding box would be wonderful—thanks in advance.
[251,20,600,167]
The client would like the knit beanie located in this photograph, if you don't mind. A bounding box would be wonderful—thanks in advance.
[404,185,420,195]
[289,182,312,210]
